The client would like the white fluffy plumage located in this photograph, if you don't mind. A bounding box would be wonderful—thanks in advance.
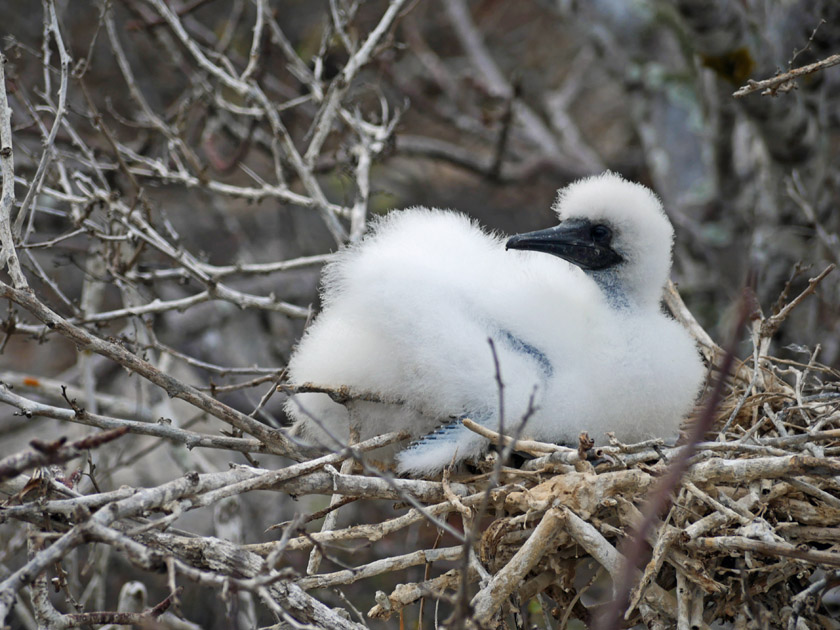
[285,172,705,475]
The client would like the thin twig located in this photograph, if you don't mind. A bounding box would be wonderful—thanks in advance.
[733,53,840,98]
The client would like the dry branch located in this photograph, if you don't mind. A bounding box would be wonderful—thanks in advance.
[0,281,302,458]
[0,53,26,288]
[733,53,840,97]
[0,427,128,483]
[470,507,566,626]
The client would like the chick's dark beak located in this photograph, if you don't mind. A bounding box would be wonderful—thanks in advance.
[505,219,623,271]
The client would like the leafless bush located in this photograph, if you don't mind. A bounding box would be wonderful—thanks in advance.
[1,1,840,629]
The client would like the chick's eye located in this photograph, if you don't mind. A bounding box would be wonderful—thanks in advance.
[590,224,611,243]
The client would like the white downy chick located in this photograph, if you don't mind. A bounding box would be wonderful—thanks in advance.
[285,172,705,475]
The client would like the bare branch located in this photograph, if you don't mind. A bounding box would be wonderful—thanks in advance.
[0,426,129,482]
[143,0,349,243]
[470,507,565,626]
[13,0,71,239]
[304,0,411,167]
[0,280,302,458]
[0,54,26,288]
[733,53,840,98]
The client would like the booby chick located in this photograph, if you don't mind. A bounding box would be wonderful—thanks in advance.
[285,172,705,476]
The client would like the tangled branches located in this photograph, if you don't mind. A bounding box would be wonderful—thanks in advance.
[2,1,840,628]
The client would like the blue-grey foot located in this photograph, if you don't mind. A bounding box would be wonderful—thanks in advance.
[396,417,490,476]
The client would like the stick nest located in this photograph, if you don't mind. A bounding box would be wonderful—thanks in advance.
[336,343,838,628]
